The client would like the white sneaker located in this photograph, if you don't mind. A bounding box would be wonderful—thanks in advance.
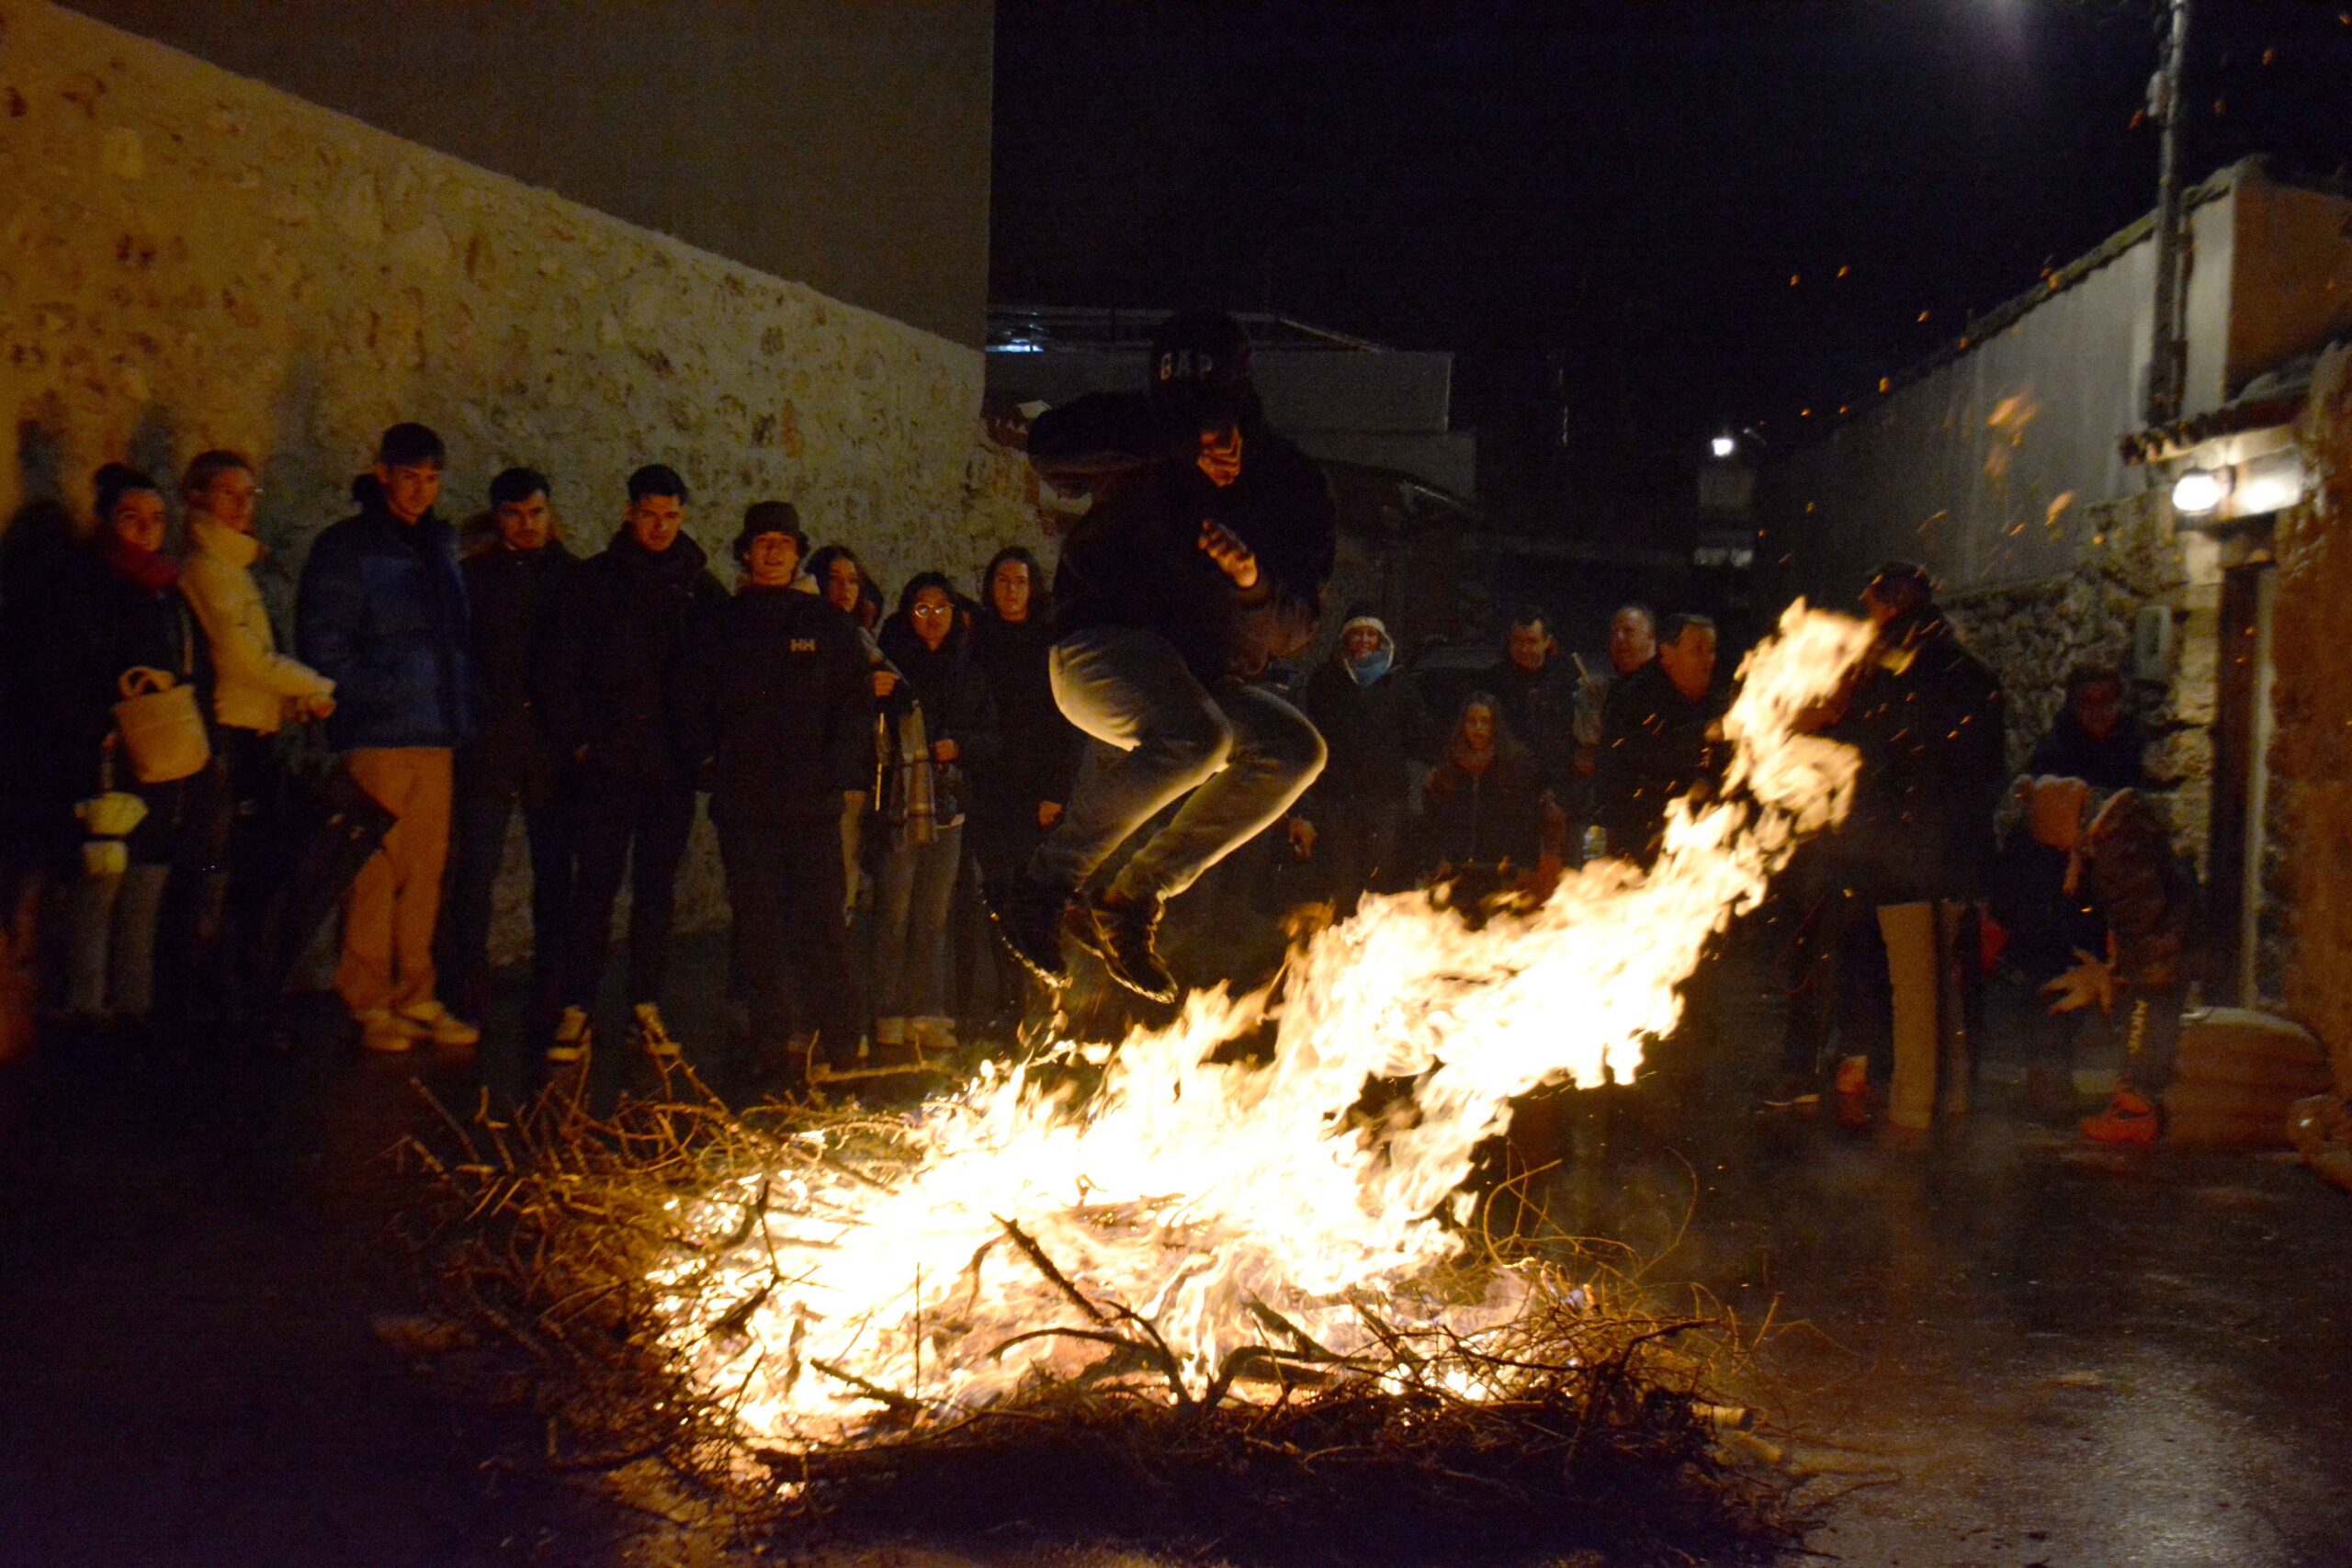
[354,1009,413,1054]
[397,998,481,1048]
[548,1005,592,1064]
[632,1002,681,1060]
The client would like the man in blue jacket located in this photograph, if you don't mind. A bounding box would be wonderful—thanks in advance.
[296,423,478,1055]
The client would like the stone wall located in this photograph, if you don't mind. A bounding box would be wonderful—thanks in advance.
[2267,345,2352,1096]
[1941,490,2217,871]
[0,0,1051,958]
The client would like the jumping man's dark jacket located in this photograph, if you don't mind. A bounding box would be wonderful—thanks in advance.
[538,529,725,782]
[1029,390,1338,682]
[1596,660,1729,862]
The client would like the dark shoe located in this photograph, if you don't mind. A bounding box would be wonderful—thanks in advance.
[1086,892,1177,1004]
[987,871,1071,987]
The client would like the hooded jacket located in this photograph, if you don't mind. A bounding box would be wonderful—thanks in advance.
[295,499,473,751]
[538,528,725,780]
[458,536,575,802]
[181,517,334,736]
[1030,390,1337,682]
[669,583,872,822]
[1298,625,1428,811]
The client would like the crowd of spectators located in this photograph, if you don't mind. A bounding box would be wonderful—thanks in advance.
[0,418,2188,1137]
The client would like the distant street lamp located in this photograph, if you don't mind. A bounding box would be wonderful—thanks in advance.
[1711,434,1737,459]
[2170,466,2225,517]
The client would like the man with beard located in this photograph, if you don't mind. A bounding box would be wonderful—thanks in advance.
[989,311,1335,1002]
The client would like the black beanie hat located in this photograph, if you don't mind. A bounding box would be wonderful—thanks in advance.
[733,500,808,564]
[1150,310,1253,397]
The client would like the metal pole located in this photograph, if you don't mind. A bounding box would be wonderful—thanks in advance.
[2146,0,2193,425]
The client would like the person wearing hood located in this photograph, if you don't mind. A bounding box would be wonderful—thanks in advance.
[296,423,477,1055]
[48,465,222,1027]
[177,449,336,1017]
[1290,606,1428,908]
[671,504,871,1092]
[990,310,1335,1004]
[441,467,576,1031]
[536,463,724,1065]
[871,572,999,1063]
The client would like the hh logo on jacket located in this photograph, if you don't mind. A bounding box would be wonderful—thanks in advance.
[790,638,817,653]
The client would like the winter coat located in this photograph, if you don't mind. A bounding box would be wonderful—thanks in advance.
[180,518,334,736]
[295,501,474,751]
[1833,611,2006,897]
[458,539,574,804]
[968,610,1081,840]
[2029,709,2146,792]
[1421,747,1545,872]
[1298,645,1428,813]
[1987,835,2105,984]
[1596,660,1729,862]
[1489,658,1583,794]
[50,547,221,863]
[876,615,1001,830]
[670,583,872,824]
[1031,391,1337,682]
[2079,791,2196,991]
[538,529,725,782]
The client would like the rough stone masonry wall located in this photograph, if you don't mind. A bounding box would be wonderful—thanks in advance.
[2267,344,2352,1096]
[1942,490,2216,872]
[0,1,1043,962]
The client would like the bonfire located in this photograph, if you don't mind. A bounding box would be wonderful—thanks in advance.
[407,602,1874,1562]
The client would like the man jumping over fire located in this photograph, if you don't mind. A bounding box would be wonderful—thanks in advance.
[989,310,1337,1002]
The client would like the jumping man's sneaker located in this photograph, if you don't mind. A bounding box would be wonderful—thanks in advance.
[397,998,481,1049]
[987,870,1071,987]
[1086,892,1178,1004]
[548,1006,593,1065]
[632,1002,682,1060]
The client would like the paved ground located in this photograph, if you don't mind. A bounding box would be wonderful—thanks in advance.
[2,938,2347,1567]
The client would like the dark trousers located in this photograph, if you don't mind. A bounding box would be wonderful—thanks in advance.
[563,768,695,1010]
[716,807,858,1069]
[444,784,575,1022]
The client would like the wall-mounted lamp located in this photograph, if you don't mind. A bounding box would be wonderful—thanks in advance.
[2170,466,2227,517]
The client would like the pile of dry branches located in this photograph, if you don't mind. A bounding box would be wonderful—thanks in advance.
[397,1074,1811,1564]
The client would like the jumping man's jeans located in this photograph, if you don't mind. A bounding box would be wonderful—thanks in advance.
[1030,624,1326,903]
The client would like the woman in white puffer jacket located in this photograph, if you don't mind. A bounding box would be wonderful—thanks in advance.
[177,449,335,1008]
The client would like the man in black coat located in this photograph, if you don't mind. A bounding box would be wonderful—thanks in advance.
[990,311,1335,1003]
[442,468,574,1030]
[670,503,872,1089]
[1596,612,1728,865]
[537,464,725,1064]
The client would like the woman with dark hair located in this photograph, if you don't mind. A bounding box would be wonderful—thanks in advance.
[870,571,996,1063]
[1419,692,1545,875]
[967,547,1080,1023]
[52,464,220,1026]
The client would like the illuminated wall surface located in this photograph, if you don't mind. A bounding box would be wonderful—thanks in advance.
[1,0,1033,955]
[56,0,994,348]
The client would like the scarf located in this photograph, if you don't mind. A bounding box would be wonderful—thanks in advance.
[1347,647,1393,686]
[104,532,179,592]
[878,697,941,846]
[190,516,261,570]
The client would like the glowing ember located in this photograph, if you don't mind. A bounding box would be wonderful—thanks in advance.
[648,603,1876,1452]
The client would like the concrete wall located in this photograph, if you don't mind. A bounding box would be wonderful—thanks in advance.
[60,0,994,347]
[0,0,1040,957]
[2267,345,2352,1095]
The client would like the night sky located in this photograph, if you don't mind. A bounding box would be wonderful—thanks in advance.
[991,1,2352,533]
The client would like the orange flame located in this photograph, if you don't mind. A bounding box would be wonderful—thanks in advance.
[649,604,1877,1452]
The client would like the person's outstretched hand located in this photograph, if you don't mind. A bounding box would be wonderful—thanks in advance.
[1199,520,1259,588]
[2042,947,2115,1015]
